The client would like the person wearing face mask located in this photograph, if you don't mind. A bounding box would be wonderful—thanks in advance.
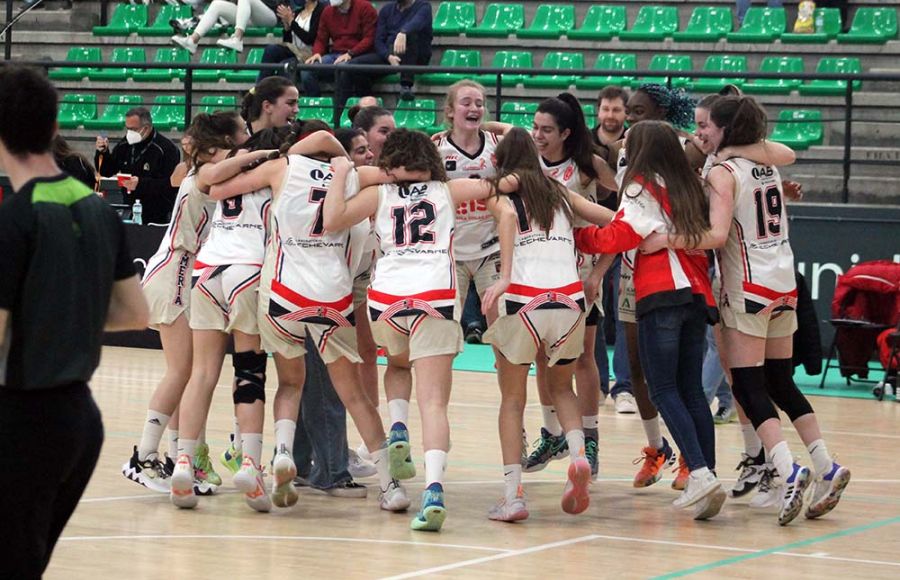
[95,107,180,224]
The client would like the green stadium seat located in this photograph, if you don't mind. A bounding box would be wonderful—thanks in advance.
[837,8,898,44]
[691,55,747,93]
[726,8,786,42]
[48,47,101,81]
[138,4,191,36]
[200,95,239,114]
[298,96,334,123]
[798,57,862,96]
[88,47,146,82]
[575,53,636,90]
[244,26,280,37]
[743,56,803,95]
[394,99,437,130]
[467,3,523,37]
[419,49,481,85]
[92,4,148,36]
[568,5,626,40]
[224,48,265,82]
[133,48,190,82]
[619,6,678,41]
[473,51,532,87]
[433,2,476,35]
[57,94,98,129]
[770,109,823,150]
[581,104,595,124]
[151,95,187,130]
[84,95,144,131]
[672,7,732,42]
[517,4,575,39]
[523,52,584,89]
[781,8,841,43]
[637,54,693,88]
[339,96,385,128]
[193,48,238,83]
[499,101,537,128]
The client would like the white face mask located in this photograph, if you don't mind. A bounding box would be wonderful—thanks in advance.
[125,130,143,145]
[329,0,344,7]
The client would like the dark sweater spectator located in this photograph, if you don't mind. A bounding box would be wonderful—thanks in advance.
[258,0,325,82]
[52,136,96,190]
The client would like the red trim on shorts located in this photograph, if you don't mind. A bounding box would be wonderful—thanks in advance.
[506,281,584,298]
[743,281,798,301]
[272,278,354,311]
[367,288,457,304]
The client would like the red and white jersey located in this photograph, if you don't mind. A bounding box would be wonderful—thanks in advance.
[144,173,215,277]
[436,131,499,261]
[575,176,715,318]
[540,156,598,227]
[717,158,797,315]
[369,181,457,321]
[263,155,369,327]
[499,193,584,317]
[195,187,271,267]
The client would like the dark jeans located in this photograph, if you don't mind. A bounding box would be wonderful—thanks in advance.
[300,52,353,107]
[637,302,716,472]
[258,43,298,83]
[293,341,351,490]
[0,383,104,579]
[605,256,633,397]
[460,280,486,332]
[346,36,432,93]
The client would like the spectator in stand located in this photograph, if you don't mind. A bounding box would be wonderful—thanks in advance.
[52,136,96,190]
[303,0,378,109]
[171,0,279,54]
[258,0,325,83]
[94,107,180,225]
[346,0,433,101]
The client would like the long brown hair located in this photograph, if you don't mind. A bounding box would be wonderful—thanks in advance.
[186,110,243,169]
[492,127,572,233]
[622,121,709,249]
[377,129,447,181]
[536,92,599,181]
[709,96,767,150]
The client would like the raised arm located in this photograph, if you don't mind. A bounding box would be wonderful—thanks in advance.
[480,195,515,315]
[591,154,618,192]
[323,158,379,233]
[481,121,514,137]
[208,158,286,201]
[288,130,348,159]
[718,140,796,167]
[447,177,496,205]
[200,149,276,187]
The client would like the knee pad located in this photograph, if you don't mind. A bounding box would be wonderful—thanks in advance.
[764,358,813,421]
[730,366,778,430]
[233,351,267,405]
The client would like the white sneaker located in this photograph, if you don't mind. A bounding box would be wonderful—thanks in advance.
[749,466,781,509]
[614,392,637,414]
[271,450,298,508]
[806,462,851,519]
[672,470,723,509]
[170,454,198,509]
[379,479,411,512]
[234,457,272,513]
[778,463,811,526]
[488,489,529,522]
[692,485,727,520]
[122,446,170,493]
[171,35,198,55]
[348,448,377,479]
[216,36,243,52]
[356,442,373,462]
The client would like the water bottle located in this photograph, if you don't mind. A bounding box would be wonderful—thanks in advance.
[815,12,824,32]
[132,198,143,225]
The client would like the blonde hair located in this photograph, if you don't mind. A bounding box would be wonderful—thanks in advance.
[443,79,488,129]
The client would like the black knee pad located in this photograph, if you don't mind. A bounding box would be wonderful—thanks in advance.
[730,366,778,430]
[764,358,813,421]
[233,351,267,405]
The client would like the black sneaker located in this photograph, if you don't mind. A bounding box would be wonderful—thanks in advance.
[122,445,171,493]
[730,448,766,498]
[323,480,368,498]
[464,324,483,344]
[522,427,569,472]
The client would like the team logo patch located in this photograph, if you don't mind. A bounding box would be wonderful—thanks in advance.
[445,160,457,172]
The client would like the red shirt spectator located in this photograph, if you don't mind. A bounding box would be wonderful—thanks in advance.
[312,0,377,58]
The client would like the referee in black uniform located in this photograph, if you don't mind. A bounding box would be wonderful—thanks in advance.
[0,66,150,579]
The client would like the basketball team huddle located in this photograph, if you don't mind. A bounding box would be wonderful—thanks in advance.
[122,75,851,532]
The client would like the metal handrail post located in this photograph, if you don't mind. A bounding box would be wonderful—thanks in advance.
[842,80,853,204]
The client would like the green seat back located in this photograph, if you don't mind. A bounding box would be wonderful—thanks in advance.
[133,48,190,81]
[93,4,148,35]
[499,101,537,128]
[394,99,437,130]
[57,94,98,128]
[622,6,678,37]
[151,95,187,130]
[575,52,636,89]
[298,96,335,123]
[200,95,239,114]
[771,109,823,149]
[339,97,385,128]
[433,2,476,34]
[845,7,898,38]
[225,48,266,82]
[474,50,532,86]
[194,48,239,81]
[744,57,804,94]
[518,4,575,37]
[469,3,524,36]
[729,7,786,38]
[419,49,481,85]
[139,4,192,36]
[570,5,626,38]
[641,54,692,87]
[799,57,862,95]
[693,55,747,92]
[674,6,732,40]
[49,47,102,80]
[83,95,144,130]
[814,8,843,37]
[89,47,147,80]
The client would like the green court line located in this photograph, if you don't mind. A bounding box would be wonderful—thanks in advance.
[652,515,900,579]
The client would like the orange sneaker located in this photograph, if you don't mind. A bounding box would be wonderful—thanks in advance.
[632,437,676,488]
[672,455,690,491]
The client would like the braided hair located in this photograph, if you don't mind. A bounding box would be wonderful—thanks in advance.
[635,84,696,130]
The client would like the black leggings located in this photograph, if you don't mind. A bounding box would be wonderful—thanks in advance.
[0,383,104,579]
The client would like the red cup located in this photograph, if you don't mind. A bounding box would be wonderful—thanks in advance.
[116,173,132,187]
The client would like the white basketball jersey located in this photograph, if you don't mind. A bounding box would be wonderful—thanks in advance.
[144,173,216,274]
[369,181,457,321]
[499,194,584,317]
[195,187,271,267]
[436,131,499,261]
[718,158,797,314]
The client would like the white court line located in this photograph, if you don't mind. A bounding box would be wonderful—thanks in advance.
[380,535,600,579]
[820,429,900,440]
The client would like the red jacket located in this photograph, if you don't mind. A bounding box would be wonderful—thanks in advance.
[313,0,377,57]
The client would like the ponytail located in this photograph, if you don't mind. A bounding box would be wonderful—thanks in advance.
[536,92,599,180]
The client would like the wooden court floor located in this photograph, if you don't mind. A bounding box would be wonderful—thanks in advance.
[46,346,900,579]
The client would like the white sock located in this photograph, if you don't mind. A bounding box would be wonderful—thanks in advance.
[274,419,296,456]
[424,449,448,486]
[177,438,197,461]
[503,464,522,502]
[806,439,833,476]
[372,445,392,491]
[741,423,763,456]
[387,398,410,427]
[541,405,563,436]
[137,410,170,460]
[582,415,599,429]
[642,417,663,450]
[232,416,242,452]
[241,433,264,467]
[769,441,794,481]
[166,429,179,461]
[357,442,372,461]
[565,429,585,459]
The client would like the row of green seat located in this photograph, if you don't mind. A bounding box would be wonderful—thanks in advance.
[93,3,279,37]
[424,50,862,95]
[57,94,215,130]
[435,3,897,44]
[770,109,824,150]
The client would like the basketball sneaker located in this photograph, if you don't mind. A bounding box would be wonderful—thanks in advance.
[170,454,198,509]
[805,462,851,519]
[410,483,447,532]
[488,487,529,523]
[234,456,272,513]
[778,463,811,526]
[522,428,569,472]
[672,455,690,491]
[585,435,599,481]
[731,449,766,497]
[673,470,723,509]
[379,479,411,512]
[220,434,242,475]
[271,446,299,508]
[348,448,377,479]
[561,457,591,515]
[122,446,170,493]
[388,422,416,480]
[632,438,676,488]
[193,443,222,487]
[692,485,727,520]
[749,466,780,509]
[713,406,736,424]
